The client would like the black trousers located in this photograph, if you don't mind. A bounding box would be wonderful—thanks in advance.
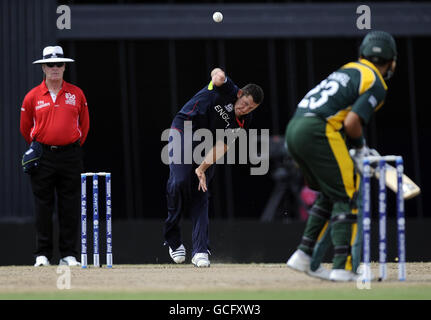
[30,142,83,261]
[163,129,214,256]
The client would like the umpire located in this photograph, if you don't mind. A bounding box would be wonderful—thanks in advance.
[20,46,90,267]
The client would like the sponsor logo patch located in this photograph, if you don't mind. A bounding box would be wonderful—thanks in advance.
[368,95,377,108]
[224,103,233,112]
[372,46,382,53]
[35,101,50,110]
[65,92,76,105]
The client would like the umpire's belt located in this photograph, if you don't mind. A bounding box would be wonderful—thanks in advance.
[40,140,80,152]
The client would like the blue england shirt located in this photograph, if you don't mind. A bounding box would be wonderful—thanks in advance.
[171,77,252,135]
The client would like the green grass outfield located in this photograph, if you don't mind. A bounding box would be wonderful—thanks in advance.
[1,286,431,300]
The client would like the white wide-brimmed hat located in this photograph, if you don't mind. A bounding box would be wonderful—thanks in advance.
[32,46,75,64]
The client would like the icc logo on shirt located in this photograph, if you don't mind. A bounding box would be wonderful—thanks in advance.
[65,92,76,105]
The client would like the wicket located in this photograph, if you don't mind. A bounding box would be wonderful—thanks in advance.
[81,172,113,268]
[362,156,405,282]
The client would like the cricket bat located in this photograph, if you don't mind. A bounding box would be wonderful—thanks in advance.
[369,149,421,200]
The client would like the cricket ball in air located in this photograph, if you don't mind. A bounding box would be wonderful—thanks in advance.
[213,11,223,23]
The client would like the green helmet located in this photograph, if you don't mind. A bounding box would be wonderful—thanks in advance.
[359,30,397,61]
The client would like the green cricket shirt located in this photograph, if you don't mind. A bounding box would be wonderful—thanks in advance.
[294,58,387,130]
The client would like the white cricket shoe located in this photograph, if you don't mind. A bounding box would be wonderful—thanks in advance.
[169,244,186,264]
[329,269,358,282]
[59,256,81,266]
[286,249,311,272]
[307,265,331,280]
[34,255,50,267]
[192,253,210,268]
[287,249,331,280]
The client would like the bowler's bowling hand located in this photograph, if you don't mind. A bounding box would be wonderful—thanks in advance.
[211,68,226,87]
[195,167,207,192]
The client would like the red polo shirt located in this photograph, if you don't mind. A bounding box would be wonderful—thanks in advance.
[20,80,90,146]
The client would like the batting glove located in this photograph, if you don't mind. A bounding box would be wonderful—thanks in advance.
[349,145,370,173]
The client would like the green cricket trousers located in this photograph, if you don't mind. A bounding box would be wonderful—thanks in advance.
[285,115,360,270]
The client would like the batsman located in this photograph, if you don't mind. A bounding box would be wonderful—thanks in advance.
[285,31,397,281]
